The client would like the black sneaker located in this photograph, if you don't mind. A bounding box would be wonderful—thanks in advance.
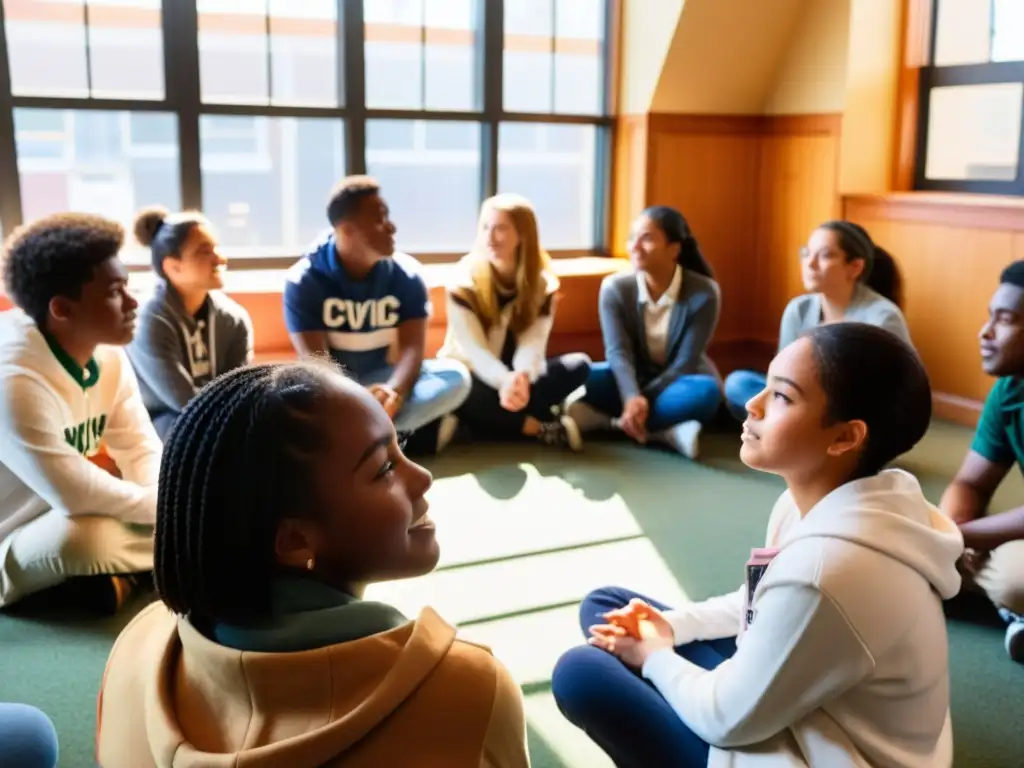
[536,415,583,451]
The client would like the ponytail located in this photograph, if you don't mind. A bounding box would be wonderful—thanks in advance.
[863,246,901,307]
[818,220,902,308]
[640,205,715,280]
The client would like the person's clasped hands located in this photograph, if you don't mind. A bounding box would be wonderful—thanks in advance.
[587,598,676,670]
[499,371,531,412]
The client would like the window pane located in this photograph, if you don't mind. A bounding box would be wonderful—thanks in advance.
[554,0,603,114]
[366,120,480,252]
[924,83,1022,182]
[14,108,181,264]
[993,0,1024,62]
[933,0,992,66]
[503,0,553,113]
[269,0,339,106]
[497,122,596,249]
[423,0,477,111]
[364,0,423,110]
[200,116,345,255]
[4,0,89,97]
[87,0,164,99]
[198,0,269,104]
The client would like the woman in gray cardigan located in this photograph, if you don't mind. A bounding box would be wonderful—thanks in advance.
[126,207,253,440]
[568,206,722,459]
[724,220,911,421]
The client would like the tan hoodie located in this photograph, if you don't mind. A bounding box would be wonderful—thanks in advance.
[96,600,530,767]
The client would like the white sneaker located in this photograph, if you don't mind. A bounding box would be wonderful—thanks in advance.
[436,414,459,453]
[536,416,583,452]
[998,607,1024,663]
[662,420,702,459]
[566,401,612,433]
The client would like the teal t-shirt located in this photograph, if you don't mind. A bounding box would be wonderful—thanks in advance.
[971,377,1024,469]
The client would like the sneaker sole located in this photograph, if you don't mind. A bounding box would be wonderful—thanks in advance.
[1006,622,1024,663]
[561,416,583,452]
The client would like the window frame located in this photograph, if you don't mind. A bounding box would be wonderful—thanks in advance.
[915,0,1024,195]
[0,0,617,268]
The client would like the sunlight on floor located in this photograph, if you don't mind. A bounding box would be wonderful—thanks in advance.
[365,462,692,768]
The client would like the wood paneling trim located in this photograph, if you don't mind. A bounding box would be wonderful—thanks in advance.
[933,393,982,428]
[844,193,1024,232]
[647,113,765,136]
[762,113,843,136]
[644,113,841,137]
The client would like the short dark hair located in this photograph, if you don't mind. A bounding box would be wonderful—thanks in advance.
[156,360,340,628]
[1000,260,1024,290]
[805,322,931,480]
[640,205,715,280]
[133,205,208,278]
[326,175,381,227]
[1,212,125,327]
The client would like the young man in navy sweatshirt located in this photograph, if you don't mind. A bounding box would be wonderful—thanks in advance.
[284,176,470,452]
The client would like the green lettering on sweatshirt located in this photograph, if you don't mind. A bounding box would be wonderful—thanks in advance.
[63,414,107,455]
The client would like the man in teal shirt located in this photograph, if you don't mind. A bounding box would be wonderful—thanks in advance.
[942,260,1024,663]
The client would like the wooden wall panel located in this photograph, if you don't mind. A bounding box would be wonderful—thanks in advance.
[645,127,761,343]
[757,132,841,342]
[846,194,1024,425]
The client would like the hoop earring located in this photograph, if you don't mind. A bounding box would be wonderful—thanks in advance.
[306,557,315,571]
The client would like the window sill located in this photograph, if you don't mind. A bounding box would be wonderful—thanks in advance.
[843,192,1024,232]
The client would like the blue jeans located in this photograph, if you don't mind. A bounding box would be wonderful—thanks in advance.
[363,358,472,433]
[552,587,736,768]
[723,370,767,422]
[0,703,58,767]
[580,362,722,431]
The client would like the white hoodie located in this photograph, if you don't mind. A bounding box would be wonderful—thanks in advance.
[0,310,162,542]
[643,469,964,768]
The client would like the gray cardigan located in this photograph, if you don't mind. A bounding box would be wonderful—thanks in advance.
[126,280,253,431]
[598,268,721,401]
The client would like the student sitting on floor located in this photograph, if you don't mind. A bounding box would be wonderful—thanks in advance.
[552,323,963,768]
[724,220,910,421]
[567,206,722,459]
[941,260,1024,663]
[96,361,530,768]
[438,193,591,450]
[0,213,161,614]
[284,175,470,453]
[0,702,58,768]
[125,206,253,440]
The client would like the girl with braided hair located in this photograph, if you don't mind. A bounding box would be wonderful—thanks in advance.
[96,360,529,768]
[723,220,912,422]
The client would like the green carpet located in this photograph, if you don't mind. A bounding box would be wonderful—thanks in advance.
[1,422,1021,767]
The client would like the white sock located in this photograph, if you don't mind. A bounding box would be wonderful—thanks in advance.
[660,420,702,459]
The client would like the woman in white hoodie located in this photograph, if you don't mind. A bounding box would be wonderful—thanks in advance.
[551,322,965,767]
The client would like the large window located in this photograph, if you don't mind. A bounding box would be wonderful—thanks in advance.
[0,0,614,264]
[916,0,1024,194]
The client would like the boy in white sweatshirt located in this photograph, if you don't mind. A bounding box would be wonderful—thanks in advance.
[0,213,161,614]
[552,322,964,768]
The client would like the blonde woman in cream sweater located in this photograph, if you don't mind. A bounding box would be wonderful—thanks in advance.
[438,193,591,450]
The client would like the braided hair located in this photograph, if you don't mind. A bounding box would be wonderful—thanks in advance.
[155,360,340,628]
